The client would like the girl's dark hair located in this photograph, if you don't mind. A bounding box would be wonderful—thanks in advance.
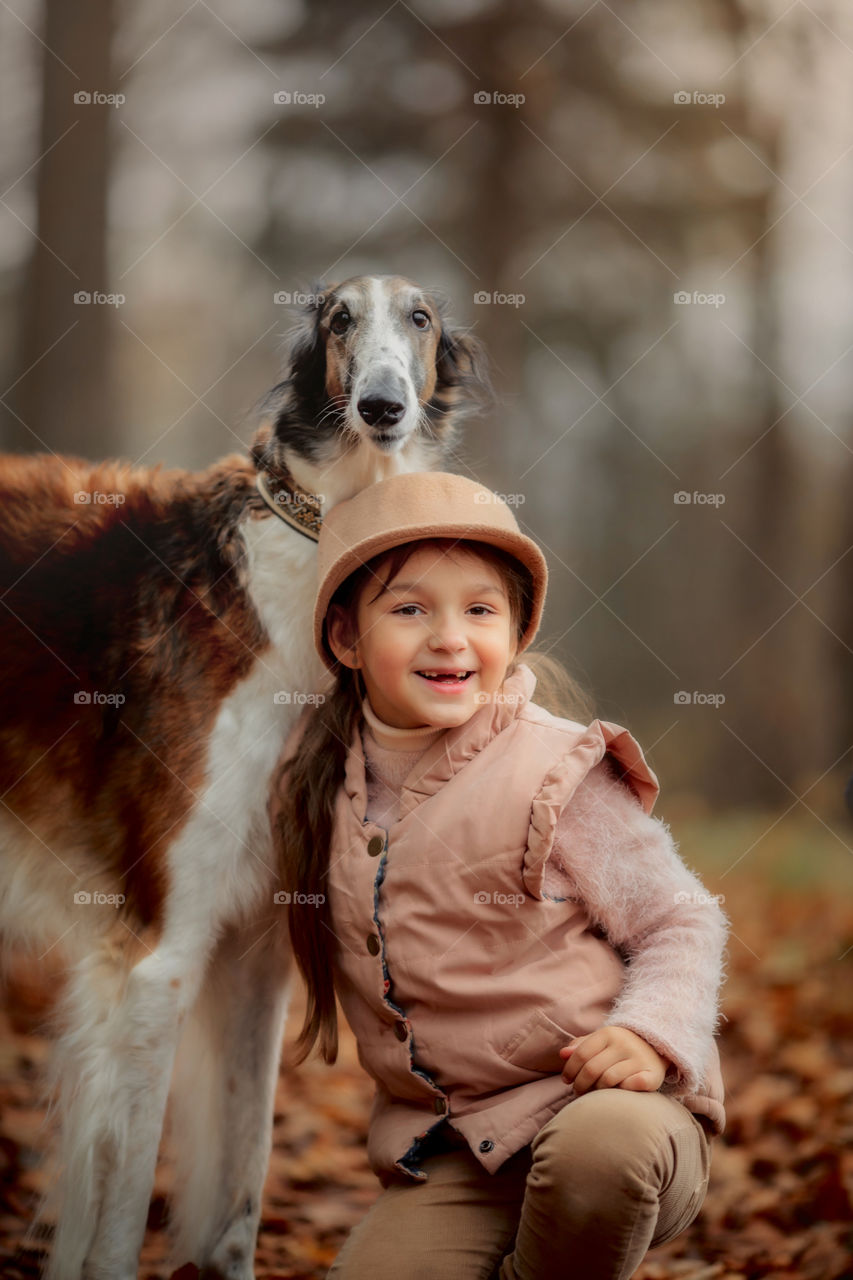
[272,537,594,1066]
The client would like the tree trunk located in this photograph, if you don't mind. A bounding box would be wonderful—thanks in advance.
[3,0,115,458]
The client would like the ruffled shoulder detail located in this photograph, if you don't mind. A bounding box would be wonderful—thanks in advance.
[522,718,660,900]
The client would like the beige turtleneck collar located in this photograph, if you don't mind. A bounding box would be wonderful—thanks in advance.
[360,693,446,753]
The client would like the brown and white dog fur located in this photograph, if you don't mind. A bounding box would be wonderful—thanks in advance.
[0,274,488,1279]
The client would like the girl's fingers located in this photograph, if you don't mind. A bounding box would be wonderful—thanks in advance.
[559,1029,664,1093]
[589,1053,636,1091]
[617,1068,659,1092]
[564,1046,631,1093]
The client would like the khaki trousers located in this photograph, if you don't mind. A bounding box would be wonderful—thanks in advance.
[327,1089,714,1280]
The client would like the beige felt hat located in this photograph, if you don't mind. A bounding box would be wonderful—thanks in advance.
[314,471,548,671]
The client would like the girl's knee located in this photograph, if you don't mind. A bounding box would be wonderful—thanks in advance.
[530,1090,686,1191]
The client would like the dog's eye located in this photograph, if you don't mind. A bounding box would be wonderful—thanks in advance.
[330,310,351,335]
[411,310,430,329]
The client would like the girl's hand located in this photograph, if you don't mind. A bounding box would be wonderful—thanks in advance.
[559,1026,671,1094]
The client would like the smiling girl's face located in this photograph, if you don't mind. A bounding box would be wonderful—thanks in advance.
[327,543,519,730]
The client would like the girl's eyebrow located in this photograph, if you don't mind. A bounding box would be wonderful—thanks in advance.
[388,581,505,595]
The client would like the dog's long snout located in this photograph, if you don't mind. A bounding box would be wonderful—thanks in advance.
[357,391,406,428]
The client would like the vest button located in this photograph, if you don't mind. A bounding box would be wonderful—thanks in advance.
[479,1139,495,1154]
[366,934,380,955]
[367,836,384,857]
[433,1097,447,1115]
[394,1019,408,1041]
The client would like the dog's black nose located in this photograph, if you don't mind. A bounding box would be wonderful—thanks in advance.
[357,396,406,427]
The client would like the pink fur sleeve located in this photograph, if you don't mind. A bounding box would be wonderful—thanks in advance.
[544,759,730,1095]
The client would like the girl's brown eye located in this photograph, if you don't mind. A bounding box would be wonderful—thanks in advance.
[412,309,430,329]
[330,310,351,335]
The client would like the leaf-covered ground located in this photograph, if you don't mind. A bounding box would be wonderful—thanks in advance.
[1,811,852,1279]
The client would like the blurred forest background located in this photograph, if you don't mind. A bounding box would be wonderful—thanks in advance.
[1,0,851,812]
[0,1,852,1277]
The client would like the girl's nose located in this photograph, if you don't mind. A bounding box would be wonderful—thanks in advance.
[428,620,467,651]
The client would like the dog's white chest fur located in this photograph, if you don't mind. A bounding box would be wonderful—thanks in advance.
[161,514,326,944]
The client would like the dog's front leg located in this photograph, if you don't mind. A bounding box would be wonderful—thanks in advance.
[42,950,203,1280]
[165,916,293,1280]
[80,1021,179,1280]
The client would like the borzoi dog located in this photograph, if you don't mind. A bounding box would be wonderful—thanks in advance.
[0,274,488,1279]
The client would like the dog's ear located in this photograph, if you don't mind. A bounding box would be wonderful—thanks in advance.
[255,282,334,441]
[287,281,332,401]
[431,320,493,422]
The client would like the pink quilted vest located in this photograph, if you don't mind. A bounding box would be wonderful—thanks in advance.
[322,664,726,1180]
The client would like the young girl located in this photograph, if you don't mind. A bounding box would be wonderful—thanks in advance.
[271,471,729,1280]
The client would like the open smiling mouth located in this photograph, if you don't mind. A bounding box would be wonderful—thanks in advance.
[415,671,474,684]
